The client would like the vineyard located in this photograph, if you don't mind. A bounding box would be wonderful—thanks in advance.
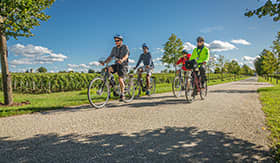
[0,73,244,94]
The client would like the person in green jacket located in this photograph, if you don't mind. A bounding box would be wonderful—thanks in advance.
[190,36,210,87]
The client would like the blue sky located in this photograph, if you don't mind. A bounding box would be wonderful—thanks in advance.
[6,0,280,72]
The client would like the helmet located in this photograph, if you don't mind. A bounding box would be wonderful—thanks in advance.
[142,43,149,49]
[182,50,188,54]
[114,34,123,40]
[197,36,204,42]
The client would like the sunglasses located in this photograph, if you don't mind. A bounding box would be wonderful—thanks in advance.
[115,40,121,42]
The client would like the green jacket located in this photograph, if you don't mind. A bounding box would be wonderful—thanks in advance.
[190,46,210,64]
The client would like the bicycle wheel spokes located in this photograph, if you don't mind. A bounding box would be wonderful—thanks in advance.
[200,81,207,100]
[150,77,156,95]
[173,76,184,97]
[123,78,136,103]
[88,77,110,108]
[185,78,194,103]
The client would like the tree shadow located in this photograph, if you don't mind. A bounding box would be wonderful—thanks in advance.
[0,126,272,162]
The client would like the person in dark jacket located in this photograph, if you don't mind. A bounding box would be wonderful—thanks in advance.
[134,43,154,95]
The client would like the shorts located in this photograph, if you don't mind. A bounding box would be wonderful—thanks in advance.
[138,66,153,76]
[111,64,128,78]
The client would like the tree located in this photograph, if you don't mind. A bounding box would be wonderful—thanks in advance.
[162,34,184,69]
[215,55,226,80]
[255,56,264,75]
[261,49,277,74]
[88,69,95,73]
[0,0,55,105]
[36,67,47,73]
[245,0,280,21]
[241,64,254,75]
[272,32,280,73]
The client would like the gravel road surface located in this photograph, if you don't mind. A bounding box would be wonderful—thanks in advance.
[0,77,273,162]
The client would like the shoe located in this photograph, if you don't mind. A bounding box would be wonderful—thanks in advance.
[119,94,124,102]
[146,90,151,96]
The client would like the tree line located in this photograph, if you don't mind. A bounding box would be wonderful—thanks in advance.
[255,32,280,75]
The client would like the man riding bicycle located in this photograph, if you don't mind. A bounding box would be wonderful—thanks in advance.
[189,36,210,87]
[101,34,130,101]
[133,43,154,96]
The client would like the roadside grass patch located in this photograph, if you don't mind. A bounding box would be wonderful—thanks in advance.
[258,77,280,161]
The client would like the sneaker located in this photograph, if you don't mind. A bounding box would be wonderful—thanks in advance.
[146,90,151,96]
[119,94,124,102]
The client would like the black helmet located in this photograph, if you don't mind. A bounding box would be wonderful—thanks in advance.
[182,50,188,54]
[197,36,204,42]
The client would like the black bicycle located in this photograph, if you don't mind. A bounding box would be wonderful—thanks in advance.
[87,61,136,108]
[135,68,156,97]
[172,68,190,98]
[185,60,208,103]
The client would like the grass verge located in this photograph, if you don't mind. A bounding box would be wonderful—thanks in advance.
[258,77,280,161]
[0,76,249,117]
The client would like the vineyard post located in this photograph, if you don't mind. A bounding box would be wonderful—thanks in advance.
[0,15,13,105]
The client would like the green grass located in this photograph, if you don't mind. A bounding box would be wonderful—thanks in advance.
[0,76,249,117]
[258,77,280,161]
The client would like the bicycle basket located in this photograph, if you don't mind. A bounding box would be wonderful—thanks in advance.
[185,59,198,69]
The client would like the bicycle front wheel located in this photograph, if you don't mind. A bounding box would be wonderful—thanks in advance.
[200,80,208,100]
[88,77,110,108]
[150,77,156,95]
[123,77,136,103]
[185,77,195,103]
[172,76,184,98]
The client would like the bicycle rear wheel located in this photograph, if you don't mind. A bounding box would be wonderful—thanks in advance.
[123,77,136,103]
[172,76,184,97]
[88,77,110,108]
[185,77,195,103]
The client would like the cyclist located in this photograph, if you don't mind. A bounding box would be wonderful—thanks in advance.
[133,43,154,96]
[176,50,192,72]
[101,34,130,101]
[189,36,210,87]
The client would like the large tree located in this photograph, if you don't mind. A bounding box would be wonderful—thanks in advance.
[36,66,47,73]
[272,32,280,73]
[0,0,55,105]
[261,49,277,74]
[162,33,184,68]
[245,0,280,21]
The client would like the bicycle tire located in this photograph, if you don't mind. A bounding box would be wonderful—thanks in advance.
[87,77,110,108]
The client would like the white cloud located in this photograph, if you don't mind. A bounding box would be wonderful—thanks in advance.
[208,40,237,52]
[153,57,162,62]
[242,56,256,62]
[231,39,251,45]
[129,59,135,63]
[9,44,67,65]
[67,64,90,69]
[89,61,101,66]
[200,26,224,33]
[183,42,196,51]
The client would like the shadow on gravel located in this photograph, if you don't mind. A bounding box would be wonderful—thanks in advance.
[108,99,189,108]
[209,90,257,94]
[0,126,272,162]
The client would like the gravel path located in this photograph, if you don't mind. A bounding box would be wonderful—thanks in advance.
[0,77,273,162]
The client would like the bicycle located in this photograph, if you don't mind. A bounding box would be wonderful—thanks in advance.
[185,60,208,103]
[87,61,137,108]
[172,67,188,98]
[135,67,156,97]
